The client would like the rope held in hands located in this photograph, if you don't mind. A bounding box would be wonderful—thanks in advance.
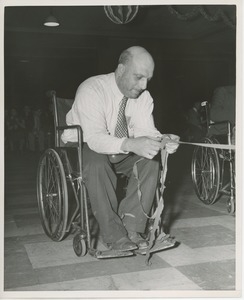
[133,137,235,265]
[145,138,169,265]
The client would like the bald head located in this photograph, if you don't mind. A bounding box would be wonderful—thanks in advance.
[115,46,155,99]
[118,46,154,69]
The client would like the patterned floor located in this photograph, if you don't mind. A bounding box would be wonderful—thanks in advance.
[3,147,240,298]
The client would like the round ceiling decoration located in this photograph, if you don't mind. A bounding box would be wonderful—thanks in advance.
[104,6,139,25]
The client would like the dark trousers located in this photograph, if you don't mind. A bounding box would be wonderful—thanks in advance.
[82,143,160,244]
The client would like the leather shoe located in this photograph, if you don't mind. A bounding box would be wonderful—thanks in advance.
[128,231,149,249]
[108,236,138,252]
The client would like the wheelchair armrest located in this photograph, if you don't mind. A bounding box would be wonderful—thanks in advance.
[208,120,232,145]
[56,124,82,131]
[208,120,231,127]
[208,120,232,133]
[55,125,83,147]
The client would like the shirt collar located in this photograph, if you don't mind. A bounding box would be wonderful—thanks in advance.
[110,72,125,103]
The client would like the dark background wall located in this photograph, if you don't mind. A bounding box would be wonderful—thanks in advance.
[4,5,236,135]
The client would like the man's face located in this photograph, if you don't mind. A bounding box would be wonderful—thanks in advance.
[118,54,154,99]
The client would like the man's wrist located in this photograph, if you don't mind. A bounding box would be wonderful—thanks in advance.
[121,138,131,152]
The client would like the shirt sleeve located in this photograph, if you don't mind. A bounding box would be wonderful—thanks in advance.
[132,91,162,138]
[72,86,127,154]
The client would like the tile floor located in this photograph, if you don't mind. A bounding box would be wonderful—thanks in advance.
[2,147,240,298]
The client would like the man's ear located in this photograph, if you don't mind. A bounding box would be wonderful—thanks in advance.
[117,64,125,76]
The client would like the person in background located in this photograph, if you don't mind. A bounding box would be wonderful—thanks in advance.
[33,108,45,152]
[184,101,204,142]
[61,46,179,252]
[7,108,25,153]
[22,105,35,152]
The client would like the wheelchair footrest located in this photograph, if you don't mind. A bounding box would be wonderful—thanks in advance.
[89,248,134,259]
[135,234,177,255]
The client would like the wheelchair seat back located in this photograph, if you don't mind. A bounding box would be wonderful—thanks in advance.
[48,90,82,177]
[49,91,74,147]
[54,97,74,127]
[201,101,233,145]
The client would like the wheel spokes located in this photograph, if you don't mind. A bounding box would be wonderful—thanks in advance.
[37,149,68,242]
[41,154,62,235]
[192,144,219,204]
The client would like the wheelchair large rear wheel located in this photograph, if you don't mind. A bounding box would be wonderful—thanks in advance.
[191,138,220,205]
[37,149,68,241]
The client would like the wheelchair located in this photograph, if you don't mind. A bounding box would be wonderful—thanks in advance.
[36,91,176,260]
[191,101,235,214]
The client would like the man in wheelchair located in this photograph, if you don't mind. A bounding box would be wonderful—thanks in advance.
[61,46,179,253]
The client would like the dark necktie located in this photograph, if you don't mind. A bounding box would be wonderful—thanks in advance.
[114,96,128,138]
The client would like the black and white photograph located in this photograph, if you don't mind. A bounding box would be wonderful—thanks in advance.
[1,0,242,298]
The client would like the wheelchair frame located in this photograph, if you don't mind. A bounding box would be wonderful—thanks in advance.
[191,101,235,214]
[36,90,178,260]
[36,91,96,257]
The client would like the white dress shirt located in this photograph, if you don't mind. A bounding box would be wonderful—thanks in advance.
[61,72,161,154]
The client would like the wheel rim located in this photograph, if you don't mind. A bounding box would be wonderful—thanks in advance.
[73,235,87,257]
[37,149,68,241]
[227,198,235,214]
[191,139,220,204]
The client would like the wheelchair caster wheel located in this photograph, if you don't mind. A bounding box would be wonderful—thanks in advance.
[227,198,235,215]
[73,234,87,257]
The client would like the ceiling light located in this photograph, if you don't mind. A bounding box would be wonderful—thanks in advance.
[44,8,59,27]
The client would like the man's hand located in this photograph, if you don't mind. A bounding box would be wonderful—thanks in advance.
[121,136,162,159]
[162,134,180,154]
